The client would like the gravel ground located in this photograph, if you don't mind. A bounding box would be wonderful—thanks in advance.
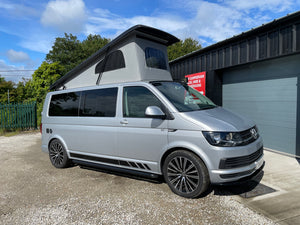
[0,133,277,225]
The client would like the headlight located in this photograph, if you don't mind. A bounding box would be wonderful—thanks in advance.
[202,131,243,147]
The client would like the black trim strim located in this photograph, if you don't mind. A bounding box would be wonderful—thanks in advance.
[70,153,152,171]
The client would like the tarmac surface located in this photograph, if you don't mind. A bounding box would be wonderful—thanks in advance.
[236,150,300,225]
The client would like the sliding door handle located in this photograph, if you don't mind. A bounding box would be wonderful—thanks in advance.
[120,119,128,125]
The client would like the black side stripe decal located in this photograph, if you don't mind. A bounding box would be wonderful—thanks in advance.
[70,153,151,171]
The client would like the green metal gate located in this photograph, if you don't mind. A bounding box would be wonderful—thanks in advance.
[0,102,37,129]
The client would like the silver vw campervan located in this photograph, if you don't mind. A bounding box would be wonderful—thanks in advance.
[41,25,264,198]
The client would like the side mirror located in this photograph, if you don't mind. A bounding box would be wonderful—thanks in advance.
[145,106,166,119]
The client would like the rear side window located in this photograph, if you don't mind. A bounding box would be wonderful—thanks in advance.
[123,86,163,118]
[49,92,80,116]
[80,88,118,117]
[145,47,167,70]
[95,50,125,73]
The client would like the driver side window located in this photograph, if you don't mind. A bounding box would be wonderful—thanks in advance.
[123,86,163,118]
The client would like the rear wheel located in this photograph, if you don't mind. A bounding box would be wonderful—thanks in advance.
[49,139,71,168]
[163,150,209,198]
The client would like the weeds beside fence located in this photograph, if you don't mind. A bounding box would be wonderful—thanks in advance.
[0,102,37,130]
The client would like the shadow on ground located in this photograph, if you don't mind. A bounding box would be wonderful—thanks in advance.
[213,170,275,198]
[78,164,275,199]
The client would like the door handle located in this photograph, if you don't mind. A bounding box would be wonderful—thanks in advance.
[120,119,128,125]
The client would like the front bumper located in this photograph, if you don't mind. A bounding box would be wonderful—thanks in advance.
[210,153,265,184]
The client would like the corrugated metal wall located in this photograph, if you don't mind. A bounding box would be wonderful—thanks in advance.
[170,18,300,83]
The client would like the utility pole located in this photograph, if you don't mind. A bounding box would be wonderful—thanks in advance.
[8,89,9,103]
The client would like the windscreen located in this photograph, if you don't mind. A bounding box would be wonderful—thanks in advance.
[152,82,216,112]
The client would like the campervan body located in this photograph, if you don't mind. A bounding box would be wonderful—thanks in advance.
[41,25,264,198]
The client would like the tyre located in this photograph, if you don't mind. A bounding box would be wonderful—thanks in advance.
[163,150,210,198]
[49,139,71,168]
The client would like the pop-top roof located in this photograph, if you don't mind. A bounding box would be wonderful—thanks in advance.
[50,25,179,90]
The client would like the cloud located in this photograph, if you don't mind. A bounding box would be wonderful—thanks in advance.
[86,8,188,39]
[183,1,249,43]
[6,50,30,63]
[84,0,300,48]
[20,38,53,54]
[41,0,87,33]
[0,2,39,19]
[156,0,299,45]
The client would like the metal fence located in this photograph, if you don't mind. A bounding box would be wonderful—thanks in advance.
[0,102,37,129]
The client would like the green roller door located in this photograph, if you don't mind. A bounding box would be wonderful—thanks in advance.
[222,55,299,156]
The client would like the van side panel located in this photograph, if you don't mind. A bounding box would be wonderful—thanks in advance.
[45,118,118,157]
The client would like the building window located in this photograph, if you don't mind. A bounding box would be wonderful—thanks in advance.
[145,47,167,70]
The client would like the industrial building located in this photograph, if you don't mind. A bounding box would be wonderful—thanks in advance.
[169,11,300,157]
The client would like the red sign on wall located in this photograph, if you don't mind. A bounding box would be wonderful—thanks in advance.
[185,72,206,95]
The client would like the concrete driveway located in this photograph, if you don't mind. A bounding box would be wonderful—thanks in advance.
[239,150,300,225]
[0,133,275,225]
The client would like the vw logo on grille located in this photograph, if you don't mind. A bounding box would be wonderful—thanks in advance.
[250,128,258,139]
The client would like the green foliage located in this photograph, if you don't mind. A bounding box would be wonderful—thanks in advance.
[0,75,15,103]
[46,33,110,74]
[46,33,81,74]
[81,34,110,60]
[167,38,202,61]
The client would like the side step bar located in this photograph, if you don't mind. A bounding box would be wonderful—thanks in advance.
[73,159,160,180]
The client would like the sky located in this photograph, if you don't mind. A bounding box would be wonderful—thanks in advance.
[1,0,300,83]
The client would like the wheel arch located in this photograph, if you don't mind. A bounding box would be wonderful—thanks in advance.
[160,147,209,174]
[48,136,70,157]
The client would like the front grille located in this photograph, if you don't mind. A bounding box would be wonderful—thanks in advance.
[238,127,258,146]
[219,147,263,169]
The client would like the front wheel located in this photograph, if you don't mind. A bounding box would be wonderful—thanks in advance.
[49,139,71,168]
[163,150,210,198]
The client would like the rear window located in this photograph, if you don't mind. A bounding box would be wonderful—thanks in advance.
[49,92,80,116]
[48,87,118,117]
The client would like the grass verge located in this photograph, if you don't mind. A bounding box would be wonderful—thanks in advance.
[0,129,38,137]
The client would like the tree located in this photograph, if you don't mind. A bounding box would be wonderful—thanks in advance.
[167,38,202,61]
[81,34,110,60]
[30,62,65,124]
[46,33,110,74]
[46,33,81,74]
[12,78,31,103]
[0,76,15,103]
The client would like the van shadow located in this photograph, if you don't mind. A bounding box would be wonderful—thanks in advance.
[212,170,266,198]
[79,165,270,199]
